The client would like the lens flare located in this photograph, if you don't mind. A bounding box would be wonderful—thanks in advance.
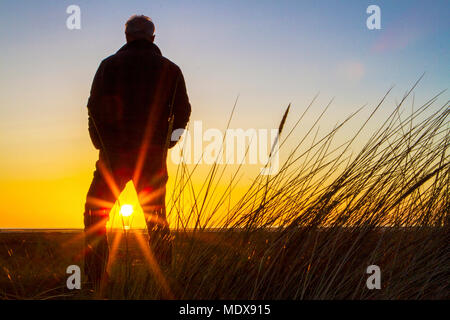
[120,204,134,217]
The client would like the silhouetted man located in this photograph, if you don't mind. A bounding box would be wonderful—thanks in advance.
[84,15,191,287]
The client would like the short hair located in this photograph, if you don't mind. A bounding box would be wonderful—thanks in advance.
[125,15,155,38]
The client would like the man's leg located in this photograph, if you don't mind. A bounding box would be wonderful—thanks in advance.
[136,168,172,267]
[84,207,109,288]
[84,158,123,288]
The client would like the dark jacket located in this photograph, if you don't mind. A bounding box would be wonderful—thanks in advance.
[87,39,191,153]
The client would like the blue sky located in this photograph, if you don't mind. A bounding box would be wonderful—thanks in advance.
[1,1,448,123]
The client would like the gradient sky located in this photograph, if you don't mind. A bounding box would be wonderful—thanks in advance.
[0,0,448,228]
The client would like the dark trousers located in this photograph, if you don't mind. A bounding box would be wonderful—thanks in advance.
[83,149,172,286]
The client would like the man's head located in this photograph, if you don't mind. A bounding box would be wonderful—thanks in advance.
[125,15,155,43]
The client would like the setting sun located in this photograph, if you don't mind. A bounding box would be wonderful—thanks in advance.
[120,204,134,217]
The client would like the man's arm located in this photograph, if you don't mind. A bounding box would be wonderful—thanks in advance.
[169,68,191,148]
[87,61,106,150]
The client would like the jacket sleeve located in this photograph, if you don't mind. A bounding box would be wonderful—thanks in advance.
[87,61,106,150]
[169,68,191,148]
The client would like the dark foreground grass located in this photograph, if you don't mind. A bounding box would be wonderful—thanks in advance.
[0,227,448,299]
